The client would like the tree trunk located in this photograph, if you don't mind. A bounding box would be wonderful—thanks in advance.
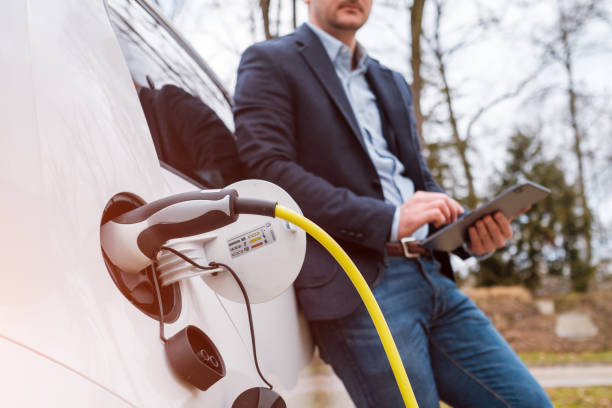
[432,2,477,207]
[438,56,477,207]
[410,0,427,148]
[561,27,593,265]
[260,0,272,40]
[275,0,282,36]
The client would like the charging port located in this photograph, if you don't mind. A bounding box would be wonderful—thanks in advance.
[100,192,181,323]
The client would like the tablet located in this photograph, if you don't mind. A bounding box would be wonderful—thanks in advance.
[420,181,550,252]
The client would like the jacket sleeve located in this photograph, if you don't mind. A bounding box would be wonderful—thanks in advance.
[233,44,395,254]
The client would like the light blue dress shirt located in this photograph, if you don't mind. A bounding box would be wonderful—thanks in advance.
[307,22,428,241]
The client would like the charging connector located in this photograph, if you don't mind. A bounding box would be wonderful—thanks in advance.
[234,198,277,217]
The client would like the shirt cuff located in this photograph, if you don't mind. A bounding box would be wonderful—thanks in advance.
[389,206,400,242]
[462,242,493,261]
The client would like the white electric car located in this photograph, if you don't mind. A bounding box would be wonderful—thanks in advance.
[0,0,313,406]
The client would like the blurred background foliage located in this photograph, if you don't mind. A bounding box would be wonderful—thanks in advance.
[478,130,594,291]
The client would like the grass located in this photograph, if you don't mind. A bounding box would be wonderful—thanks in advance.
[439,387,612,407]
[546,386,612,407]
[518,350,612,366]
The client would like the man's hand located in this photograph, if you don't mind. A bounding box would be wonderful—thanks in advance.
[467,207,531,255]
[397,191,464,239]
[467,211,513,256]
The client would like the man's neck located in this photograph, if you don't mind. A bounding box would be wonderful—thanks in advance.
[309,21,357,58]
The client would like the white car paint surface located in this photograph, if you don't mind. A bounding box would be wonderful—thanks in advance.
[0,0,312,406]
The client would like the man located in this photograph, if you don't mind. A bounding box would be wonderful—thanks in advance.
[233,0,552,406]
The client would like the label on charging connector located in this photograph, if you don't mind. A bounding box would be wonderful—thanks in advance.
[228,223,276,258]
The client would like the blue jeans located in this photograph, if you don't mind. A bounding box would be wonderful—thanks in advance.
[310,258,552,408]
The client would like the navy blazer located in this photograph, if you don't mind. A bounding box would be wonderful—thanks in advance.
[234,24,459,320]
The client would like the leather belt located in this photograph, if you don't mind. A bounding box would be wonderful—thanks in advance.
[385,237,433,259]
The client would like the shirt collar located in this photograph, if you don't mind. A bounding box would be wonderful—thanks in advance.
[306,21,368,73]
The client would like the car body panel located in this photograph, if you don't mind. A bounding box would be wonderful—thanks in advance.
[1,0,312,405]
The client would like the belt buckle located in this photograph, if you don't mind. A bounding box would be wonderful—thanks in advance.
[400,237,420,258]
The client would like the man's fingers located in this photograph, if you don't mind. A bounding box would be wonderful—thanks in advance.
[436,195,463,224]
[476,220,495,252]
[494,212,513,239]
[439,195,463,223]
[449,199,464,222]
[413,191,448,201]
[467,212,514,255]
[412,192,464,223]
[398,192,466,237]
[434,199,451,223]
[509,206,531,222]
[483,215,506,248]
[425,208,446,228]
[468,226,483,255]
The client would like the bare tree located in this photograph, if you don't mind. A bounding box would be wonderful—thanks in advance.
[421,0,544,208]
[260,0,273,40]
[260,0,288,40]
[410,0,427,147]
[427,0,478,207]
[275,0,282,36]
[535,0,611,266]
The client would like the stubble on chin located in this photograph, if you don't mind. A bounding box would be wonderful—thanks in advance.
[332,2,368,29]
[329,12,366,31]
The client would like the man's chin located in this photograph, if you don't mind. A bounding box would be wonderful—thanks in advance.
[331,17,366,31]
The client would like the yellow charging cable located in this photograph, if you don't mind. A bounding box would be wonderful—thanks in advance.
[275,205,419,408]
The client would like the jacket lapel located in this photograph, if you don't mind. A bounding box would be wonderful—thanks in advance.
[294,24,368,154]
